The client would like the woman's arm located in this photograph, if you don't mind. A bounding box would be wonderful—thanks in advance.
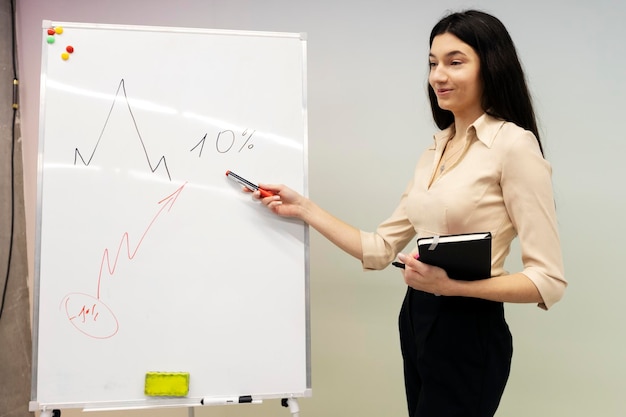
[397,253,543,303]
[255,183,364,260]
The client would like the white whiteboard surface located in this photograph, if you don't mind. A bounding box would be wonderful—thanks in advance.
[32,21,309,411]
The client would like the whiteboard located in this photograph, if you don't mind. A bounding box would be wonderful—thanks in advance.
[31,21,309,411]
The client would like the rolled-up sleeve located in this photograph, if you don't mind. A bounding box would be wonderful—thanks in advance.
[361,181,417,270]
[501,131,567,309]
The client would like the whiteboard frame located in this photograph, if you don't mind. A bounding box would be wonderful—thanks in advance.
[30,20,311,412]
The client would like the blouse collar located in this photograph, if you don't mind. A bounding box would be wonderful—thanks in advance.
[432,113,506,150]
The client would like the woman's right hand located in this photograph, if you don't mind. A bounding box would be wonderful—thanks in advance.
[253,183,308,220]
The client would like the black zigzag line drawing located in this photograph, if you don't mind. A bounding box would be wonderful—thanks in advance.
[74,79,172,181]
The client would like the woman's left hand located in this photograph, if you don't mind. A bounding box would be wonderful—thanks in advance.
[397,253,452,296]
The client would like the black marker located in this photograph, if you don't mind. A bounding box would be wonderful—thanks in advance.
[225,170,274,197]
[393,253,420,269]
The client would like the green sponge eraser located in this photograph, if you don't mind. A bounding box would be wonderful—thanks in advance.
[144,372,190,397]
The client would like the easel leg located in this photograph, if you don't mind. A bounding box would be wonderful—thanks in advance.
[287,398,300,417]
[188,407,195,417]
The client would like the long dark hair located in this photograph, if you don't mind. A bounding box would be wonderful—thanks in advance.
[428,10,543,155]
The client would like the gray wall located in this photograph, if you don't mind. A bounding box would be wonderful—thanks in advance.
[14,0,626,416]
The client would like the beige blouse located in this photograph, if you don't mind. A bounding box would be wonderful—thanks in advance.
[360,113,566,310]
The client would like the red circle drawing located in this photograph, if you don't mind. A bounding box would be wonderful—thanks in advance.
[62,293,119,339]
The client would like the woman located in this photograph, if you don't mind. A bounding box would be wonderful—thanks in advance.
[250,10,566,417]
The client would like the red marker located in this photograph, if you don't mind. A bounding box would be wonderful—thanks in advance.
[225,170,274,197]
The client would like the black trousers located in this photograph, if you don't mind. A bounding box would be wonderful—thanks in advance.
[399,288,513,417]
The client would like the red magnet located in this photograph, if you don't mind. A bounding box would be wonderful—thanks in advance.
[66,45,74,53]
[47,28,55,36]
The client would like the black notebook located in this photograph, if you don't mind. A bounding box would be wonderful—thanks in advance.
[416,232,492,281]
